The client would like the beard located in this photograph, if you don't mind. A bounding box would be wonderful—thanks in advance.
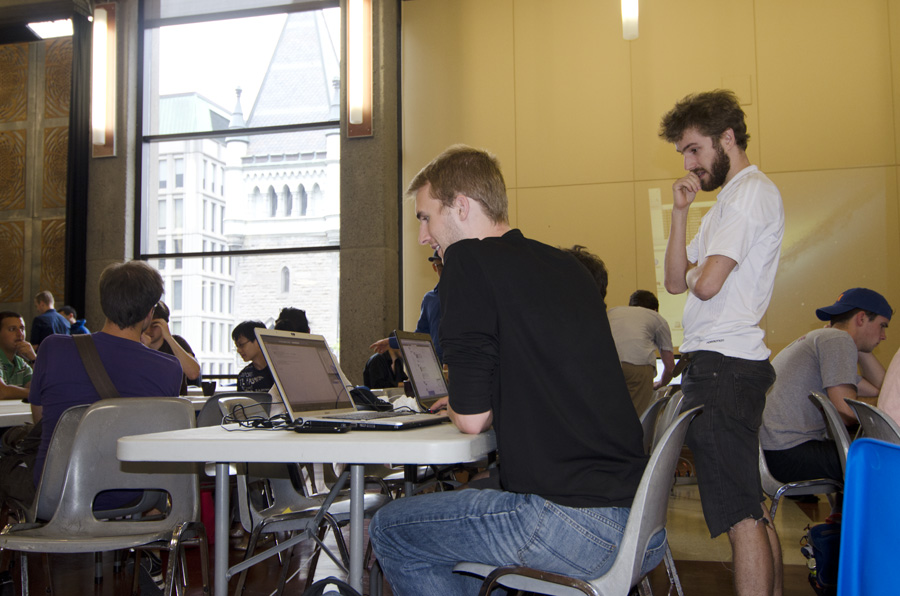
[697,140,730,191]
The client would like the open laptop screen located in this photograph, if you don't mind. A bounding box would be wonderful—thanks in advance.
[394,331,448,409]
[255,329,354,416]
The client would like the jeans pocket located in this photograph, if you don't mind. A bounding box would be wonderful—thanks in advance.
[728,368,775,430]
[517,501,624,578]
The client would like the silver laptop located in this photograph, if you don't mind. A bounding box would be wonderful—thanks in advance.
[255,328,447,430]
[393,330,448,413]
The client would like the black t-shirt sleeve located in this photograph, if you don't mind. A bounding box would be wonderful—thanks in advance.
[439,242,497,416]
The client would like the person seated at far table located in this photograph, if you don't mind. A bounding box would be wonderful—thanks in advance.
[761,288,891,484]
[233,320,274,392]
[57,305,90,335]
[31,291,70,349]
[607,290,676,415]
[274,307,311,333]
[0,311,36,401]
[141,301,201,395]
[364,332,408,389]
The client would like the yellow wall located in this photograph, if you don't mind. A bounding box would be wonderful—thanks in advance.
[401,0,900,363]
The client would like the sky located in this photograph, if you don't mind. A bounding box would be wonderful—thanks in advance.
[156,8,340,116]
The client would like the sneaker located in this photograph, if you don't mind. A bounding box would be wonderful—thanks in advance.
[139,551,165,594]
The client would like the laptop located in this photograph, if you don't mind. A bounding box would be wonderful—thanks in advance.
[393,330,449,413]
[255,328,447,430]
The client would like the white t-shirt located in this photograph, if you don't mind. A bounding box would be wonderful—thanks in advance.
[680,165,784,360]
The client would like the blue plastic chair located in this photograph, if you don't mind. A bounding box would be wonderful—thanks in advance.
[837,438,900,596]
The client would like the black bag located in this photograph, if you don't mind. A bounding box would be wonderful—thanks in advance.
[0,420,43,508]
[801,514,841,596]
[301,576,363,596]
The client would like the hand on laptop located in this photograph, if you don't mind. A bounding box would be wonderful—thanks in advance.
[427,397,449,415]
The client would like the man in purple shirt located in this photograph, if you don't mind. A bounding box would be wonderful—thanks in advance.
[29,261,183,488]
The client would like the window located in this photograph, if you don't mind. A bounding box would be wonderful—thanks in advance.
[158,199,167,229]
[175,158,184,188]
[174,197,183,228]
[158,240,166,269]
[173,280,183,310]
[138,1,342,356]
[159,160,167,189]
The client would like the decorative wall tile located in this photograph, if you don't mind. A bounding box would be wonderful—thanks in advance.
[0,44,28,123]
[0,221,25,302]
[44,38,72,119]
[43,127,68,208]
[0,129,27,210]
[41,219,66,301]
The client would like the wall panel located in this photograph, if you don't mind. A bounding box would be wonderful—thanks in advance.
[756,0,894,172]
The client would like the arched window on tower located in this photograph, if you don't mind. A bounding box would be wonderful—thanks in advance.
[281,267,290,293]
[267,186,277,217]
[311,183,323,214]
[283,184,293,216]
[298,185,308,216]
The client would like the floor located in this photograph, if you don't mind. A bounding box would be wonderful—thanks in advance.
[3,477,830,595]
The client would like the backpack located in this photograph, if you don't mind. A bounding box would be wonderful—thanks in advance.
[0,420,43,509]
[801,514,841,596]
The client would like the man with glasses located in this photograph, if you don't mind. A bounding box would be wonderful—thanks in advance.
[232,320,273,392]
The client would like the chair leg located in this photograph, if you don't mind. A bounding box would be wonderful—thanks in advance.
[94,552,103,584]
[273,536,294,596]
[131,551,141,596]
[41,553,52,595]
[233,526,264,596]
[304,524,329,592]
[368,559,383,596]
[197,527,211,596]
[663,544,683,596]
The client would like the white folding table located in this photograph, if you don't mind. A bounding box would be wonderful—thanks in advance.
[0,400,32,427]
[118,423,496,595]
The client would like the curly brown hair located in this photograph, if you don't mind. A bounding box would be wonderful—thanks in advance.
[659,89,749,150]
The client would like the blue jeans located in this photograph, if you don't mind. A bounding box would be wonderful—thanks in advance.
[369,488,666,595]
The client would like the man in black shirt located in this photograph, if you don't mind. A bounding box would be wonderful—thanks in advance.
[369,145,659,595]
[232,320,273,392]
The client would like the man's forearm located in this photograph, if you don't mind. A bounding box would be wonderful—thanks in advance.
[664,208,690,294]
[858,351,886,390]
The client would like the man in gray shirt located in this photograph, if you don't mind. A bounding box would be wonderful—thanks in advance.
[607,290,675,414]
[761,288,891,483]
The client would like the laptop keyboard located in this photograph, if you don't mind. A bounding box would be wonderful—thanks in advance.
[324,410,416,421]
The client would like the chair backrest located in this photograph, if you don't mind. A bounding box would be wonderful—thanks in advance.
[838,438,900,596]
[639,394,671,455]
[197,392,271,427]
[809,392,851,475]
[651,390,685,450]
[845,399,900,445]
[217,395,271,424]
[757,441,783,499]
[591,406,702,593]
[30,404,89,521]
[43,397,199,536]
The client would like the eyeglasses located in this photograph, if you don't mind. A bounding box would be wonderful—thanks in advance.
[234,340,252,351]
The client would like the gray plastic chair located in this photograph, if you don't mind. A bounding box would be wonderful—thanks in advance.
[453,406,703,596]
[651,390,684,450]
[0,397,209,596]
[808,391,852,475]
[197,392,272,427]
[758,442,841,520]
[845,398,900,445]
[639,394,671,455]
[218,396,390,596]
